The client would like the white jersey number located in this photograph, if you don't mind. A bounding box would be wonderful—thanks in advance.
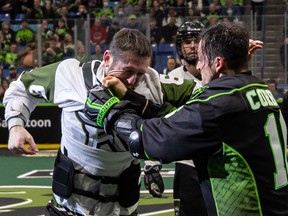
[265,113,288,189]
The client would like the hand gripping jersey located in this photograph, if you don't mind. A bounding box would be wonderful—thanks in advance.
[3,59,196,215]
[140,72,288,215]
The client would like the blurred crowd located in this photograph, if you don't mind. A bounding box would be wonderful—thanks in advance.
[0,0,248,101]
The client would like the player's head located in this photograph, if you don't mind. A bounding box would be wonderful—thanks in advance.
[196,22,249,85]
[104,28,152,88]
[176,21,204,65]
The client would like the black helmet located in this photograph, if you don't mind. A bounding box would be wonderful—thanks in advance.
[176,21,204,65]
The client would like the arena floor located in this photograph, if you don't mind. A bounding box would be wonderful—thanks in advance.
[0,148,176,216]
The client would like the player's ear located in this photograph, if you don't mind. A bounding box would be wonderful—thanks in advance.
[103,50,111,67]
[214,56,225,73]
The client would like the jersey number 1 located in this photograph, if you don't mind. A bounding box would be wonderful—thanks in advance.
[265,113,288,189]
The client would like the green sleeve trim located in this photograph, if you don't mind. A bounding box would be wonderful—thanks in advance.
[139,123,154,160]
[85,98,103,110]
[187,83,268,104]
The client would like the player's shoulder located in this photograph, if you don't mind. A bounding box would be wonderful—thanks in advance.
[159,74,195,87]
[168,66,184,77]
[146,66,160,76]
[58,58,81,68]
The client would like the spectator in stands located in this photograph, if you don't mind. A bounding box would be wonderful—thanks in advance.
[92,0,114,18]
[0,0,16,19]
[16,0,33,15]
[16,41,37,70]
[172,0,187,18]
[114,0,134,17]
[0,30,8,67]
[43,37,64,66]
[203,3,221,27]
[74,3,88,18]
[54,19,70,41]
[183,7,201,22]
[229,0,245,15]
[55,5,74,31]
[73,4,89,44]
[134,0,148,14]
[112,5,129,27]
[88,0,100,9]
[157,0,169,9]
[186,0,206,17]
[90,44,103,61]
[0,78,10,102]
[99,13,113,29]
[106,21,121,44]
[206,15,220,27]
[219,0,241,22]
[5,65,19,82]
[267,79,284,101]
[157,16,178,44]
[162,7,183,27]
[4,42,17,69]
[15,19,35,47]
[53,0,69,8]
[150,17,160,44]
[63,32,75,59]
[70,0,88,13]
[63,32,82,59]
[44,0,56,19]
[125,14,145,33]
[1,21,15,45]
[90,17,107,46]
[163,55,179,75]
[102,0,113,12]
[150,0,166,28]
[203,0,221,14]
[25,0,49,20]
[75,44,88,63]
[132,5,149,32]
[68,0,82,16]
[41,19,54,41]
[52,33,63,50]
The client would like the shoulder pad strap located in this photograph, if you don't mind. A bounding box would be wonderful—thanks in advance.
[81,61,101,90]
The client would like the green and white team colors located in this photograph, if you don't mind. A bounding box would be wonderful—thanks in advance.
[3,59,196,216]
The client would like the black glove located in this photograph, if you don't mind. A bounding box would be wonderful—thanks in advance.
[85,84,137,130]
[84,84,121,127]
[85,84,147,158]
[85,85,148,132]
[144,164,164,198]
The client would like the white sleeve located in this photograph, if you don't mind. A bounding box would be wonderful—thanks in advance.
[3,77,46,129]
[54,59,88,111]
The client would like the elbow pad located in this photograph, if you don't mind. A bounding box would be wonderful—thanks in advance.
[111,112,146,159]
[129,129,146,159]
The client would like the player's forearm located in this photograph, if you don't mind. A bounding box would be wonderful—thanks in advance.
[3,80,38,129]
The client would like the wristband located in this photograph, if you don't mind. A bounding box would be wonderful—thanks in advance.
[7,117,25,130]
[96,96,120,127]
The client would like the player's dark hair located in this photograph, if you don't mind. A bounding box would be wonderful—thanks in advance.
[109,28,152,63]
[199,22,249,72]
